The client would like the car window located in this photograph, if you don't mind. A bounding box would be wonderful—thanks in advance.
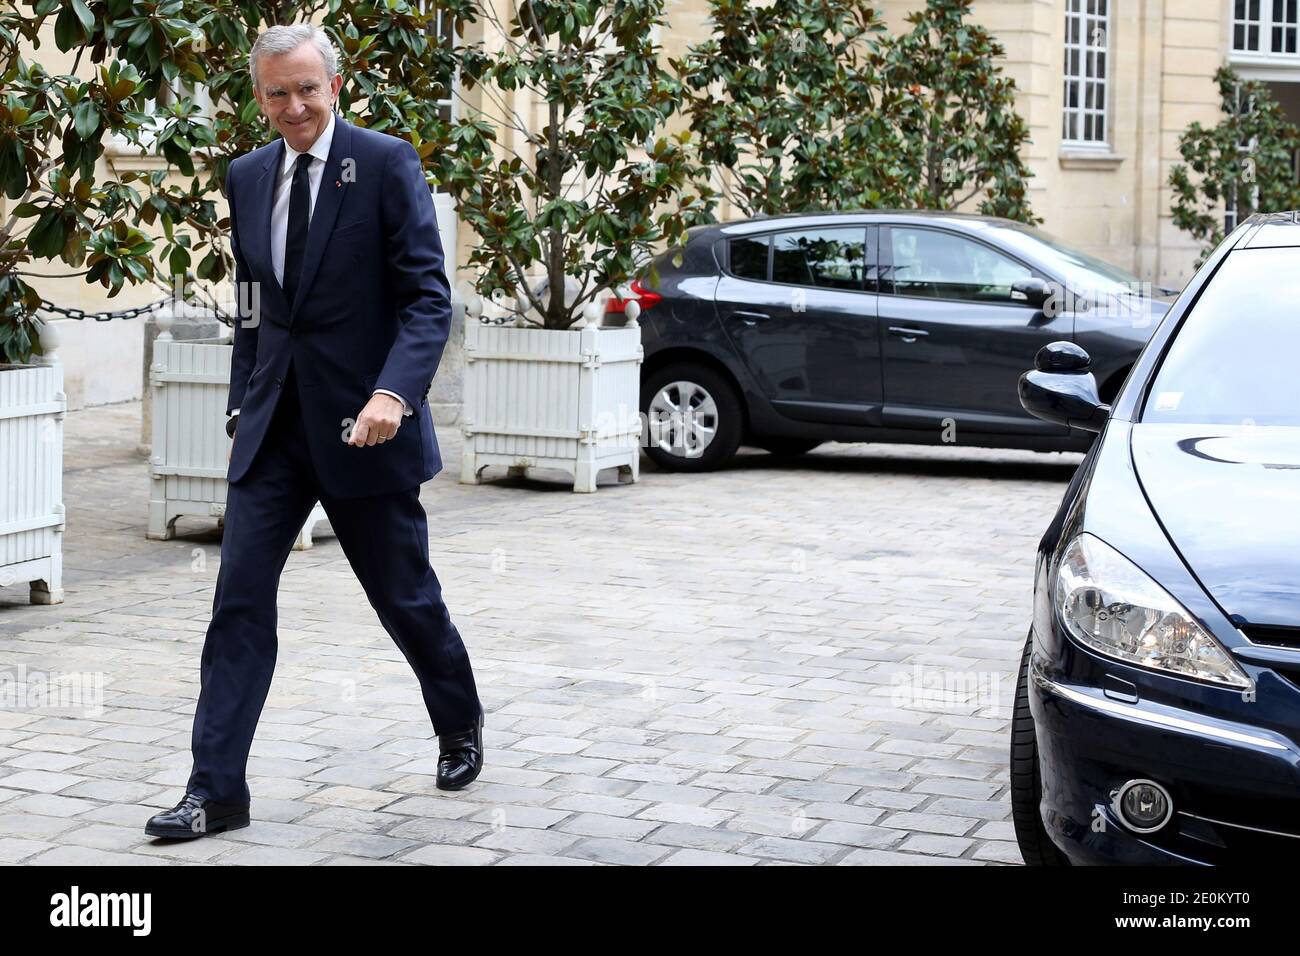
[1143,247,1298,426]
[986,221,1145,297]
[729,236,769,280]
[771,228,866,291]
[889,227,1032,303]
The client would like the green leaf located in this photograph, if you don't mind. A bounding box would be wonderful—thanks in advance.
[70,0,93,33]
[73,99,99,139]
[28,210,66,259]
[169,245,190,274]
[53,4,85,51]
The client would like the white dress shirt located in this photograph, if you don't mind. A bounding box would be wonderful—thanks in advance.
[232,110,410,420]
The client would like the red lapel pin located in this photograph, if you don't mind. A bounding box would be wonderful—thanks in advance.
[335,180,341,187]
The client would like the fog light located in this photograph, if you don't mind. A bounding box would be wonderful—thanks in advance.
[1113,779,1173,833]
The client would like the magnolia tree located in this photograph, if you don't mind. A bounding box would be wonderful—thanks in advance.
[0,0,459,364]
[671,0,900,218]
[1,0,202,364]
[878,0,1036,220]
[1170,66,1300,262]
[675,0,1037,222]
[438,0,703,330]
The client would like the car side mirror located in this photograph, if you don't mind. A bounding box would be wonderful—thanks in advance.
[1010,277,1051,309]
[1034,340,1090,372]
[1018,341,1110,433]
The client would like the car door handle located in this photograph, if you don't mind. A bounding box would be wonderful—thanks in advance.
[888,326,930,343]
[732,309,771,326]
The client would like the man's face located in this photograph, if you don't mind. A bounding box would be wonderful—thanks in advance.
[253,41,343,152]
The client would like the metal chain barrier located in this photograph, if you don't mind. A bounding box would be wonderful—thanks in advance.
[37,296,238,325]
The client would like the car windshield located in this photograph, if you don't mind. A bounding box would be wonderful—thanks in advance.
[1142,247,1299,426]
[984,221,1146,297]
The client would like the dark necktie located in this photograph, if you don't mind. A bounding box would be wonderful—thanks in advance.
[282,152,313,305]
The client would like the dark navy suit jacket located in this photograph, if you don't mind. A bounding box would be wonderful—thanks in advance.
[224,114,450,499]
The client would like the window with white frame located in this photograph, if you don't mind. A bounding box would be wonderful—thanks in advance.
[1233,0,1299,55]
[1062,0,1110,147]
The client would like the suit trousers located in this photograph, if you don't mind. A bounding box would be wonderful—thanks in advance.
[186,358,482,805]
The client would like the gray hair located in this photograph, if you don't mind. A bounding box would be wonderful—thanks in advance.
[249,24,339,91]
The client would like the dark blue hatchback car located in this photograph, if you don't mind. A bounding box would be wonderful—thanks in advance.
[1013,212,1300,865]
[632,211,1170,471]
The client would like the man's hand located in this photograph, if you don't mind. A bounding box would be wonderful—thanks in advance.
[349,392,405,446]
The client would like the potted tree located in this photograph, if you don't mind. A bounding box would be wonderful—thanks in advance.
[674,0,1037,221]
[442,0,703,492]
[0,319,65,604]
[0,2,212,602]
[3,2,472,545]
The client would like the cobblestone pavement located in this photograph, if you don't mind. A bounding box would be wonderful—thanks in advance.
[0,400,1082,865]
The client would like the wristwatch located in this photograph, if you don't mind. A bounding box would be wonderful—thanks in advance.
[225,416,237,439]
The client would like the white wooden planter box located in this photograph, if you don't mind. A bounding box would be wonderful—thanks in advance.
[147,314,326,548]
[460,322,642,493]
[0,351,66,605]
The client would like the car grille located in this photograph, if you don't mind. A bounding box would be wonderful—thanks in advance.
[1241,624,1300,649]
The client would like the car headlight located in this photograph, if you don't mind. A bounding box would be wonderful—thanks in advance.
[1054,533,1250,688]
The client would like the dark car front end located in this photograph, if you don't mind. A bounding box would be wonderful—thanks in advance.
[1018,214,1300,864]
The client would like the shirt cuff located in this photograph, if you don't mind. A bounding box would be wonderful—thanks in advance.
[230,408,240,416]
[373,388,412,416]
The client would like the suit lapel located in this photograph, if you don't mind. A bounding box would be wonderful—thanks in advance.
[289,114,352,323]
[252,138,289,314]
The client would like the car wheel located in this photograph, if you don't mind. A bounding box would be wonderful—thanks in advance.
[755,437,821,458]
[1010,630,1070,866]
[641,363,743,472]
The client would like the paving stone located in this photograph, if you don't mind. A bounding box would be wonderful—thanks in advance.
[658,848,757,866]
[736,835,845,865]
[28,845,168,865]
[899,832,977,856]
[564,837,672,866]
[971,840,1025,864]
[556,813,662,841]
[400,844,501,866]
[466,805,570,830]
[879,812,978,837]
[838,848,981,866]
[642,822,748,853]
[809,821,905,850]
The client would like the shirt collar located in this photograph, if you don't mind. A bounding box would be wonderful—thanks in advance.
[281,110,335,175]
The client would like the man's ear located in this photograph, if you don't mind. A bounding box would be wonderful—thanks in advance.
[329,71,343,104]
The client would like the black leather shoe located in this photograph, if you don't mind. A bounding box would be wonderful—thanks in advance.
[144,792,250,840]
[436,707,485,791]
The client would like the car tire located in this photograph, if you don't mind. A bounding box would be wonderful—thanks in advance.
[1010,630,1070,866]
[641,363,743,472]
[755,437,822,458]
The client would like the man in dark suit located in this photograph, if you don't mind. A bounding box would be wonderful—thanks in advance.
[146,24,484,840]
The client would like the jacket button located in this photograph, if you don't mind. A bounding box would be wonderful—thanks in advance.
[274,377,282,388]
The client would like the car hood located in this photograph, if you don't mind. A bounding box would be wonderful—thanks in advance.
[1131,424,1300,627]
